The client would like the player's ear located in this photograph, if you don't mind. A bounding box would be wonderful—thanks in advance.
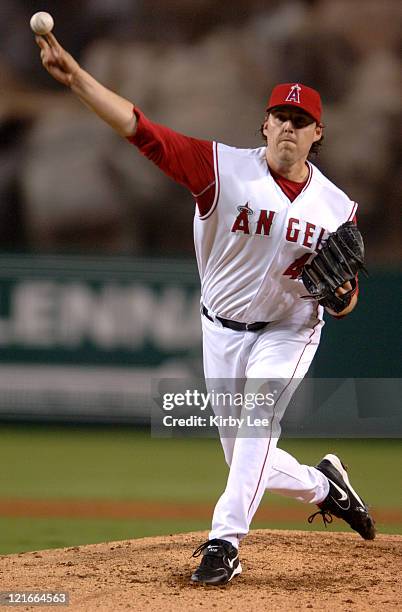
[262,114,269,138]
[313,123,323,142]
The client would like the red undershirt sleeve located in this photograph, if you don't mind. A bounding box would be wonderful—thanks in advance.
[127,107,216,216]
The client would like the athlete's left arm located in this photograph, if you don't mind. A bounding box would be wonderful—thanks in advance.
[326,281,358,318]
[327,213,361,318]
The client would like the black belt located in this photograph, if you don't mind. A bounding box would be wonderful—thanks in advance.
[202,305,269,332]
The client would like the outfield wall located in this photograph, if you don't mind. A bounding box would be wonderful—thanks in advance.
[0,254,400,434]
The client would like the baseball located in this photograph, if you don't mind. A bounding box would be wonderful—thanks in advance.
[30,11,54,35]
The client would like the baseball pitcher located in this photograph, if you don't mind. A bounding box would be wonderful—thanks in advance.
[36,30,375,586]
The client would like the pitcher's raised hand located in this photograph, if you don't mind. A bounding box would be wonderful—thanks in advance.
[36,33,80,87]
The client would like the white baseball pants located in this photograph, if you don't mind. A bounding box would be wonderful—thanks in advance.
[201,307,329,548]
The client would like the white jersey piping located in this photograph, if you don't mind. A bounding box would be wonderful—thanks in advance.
[198,141,220,221]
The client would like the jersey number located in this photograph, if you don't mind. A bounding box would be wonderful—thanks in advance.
[283,253,311,279]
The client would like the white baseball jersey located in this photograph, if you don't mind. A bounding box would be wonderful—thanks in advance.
[194,144,358,323]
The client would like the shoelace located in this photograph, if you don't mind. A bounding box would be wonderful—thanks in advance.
[192,541,215,558]
[307,509,333,528]
[192,540,231,571]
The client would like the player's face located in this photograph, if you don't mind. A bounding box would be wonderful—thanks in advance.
[263,107,323,165]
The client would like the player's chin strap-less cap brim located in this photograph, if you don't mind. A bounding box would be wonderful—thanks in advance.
[266,83,322,124]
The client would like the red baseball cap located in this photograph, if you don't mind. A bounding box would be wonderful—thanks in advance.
[266,83,322,124]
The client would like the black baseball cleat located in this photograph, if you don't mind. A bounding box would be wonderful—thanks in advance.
[308,453,376,540]
[190,538,242,585]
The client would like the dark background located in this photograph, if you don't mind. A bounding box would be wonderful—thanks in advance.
[0,0,400,263]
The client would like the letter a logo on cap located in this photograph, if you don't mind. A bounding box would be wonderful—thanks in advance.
[285,84,301,104]
[266,83,322,123]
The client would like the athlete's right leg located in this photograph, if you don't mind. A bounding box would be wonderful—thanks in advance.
[266,446,329,504]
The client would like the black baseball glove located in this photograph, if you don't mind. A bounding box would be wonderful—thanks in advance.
[301,221,367,313]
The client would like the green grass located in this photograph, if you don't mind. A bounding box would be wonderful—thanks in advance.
[0,517,209,555]
[0,425,400,554]
[0,426,400,505]
[0,426,224,501]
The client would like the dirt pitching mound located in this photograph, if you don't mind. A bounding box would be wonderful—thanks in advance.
[0,530,400,611]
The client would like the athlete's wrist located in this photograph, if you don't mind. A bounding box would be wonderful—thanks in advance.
[326,292,358,318]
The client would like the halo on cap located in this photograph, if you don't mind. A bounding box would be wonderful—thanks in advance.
[266,83,322,124]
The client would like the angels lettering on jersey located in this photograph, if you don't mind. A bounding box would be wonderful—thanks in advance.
[231,202,328,252]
